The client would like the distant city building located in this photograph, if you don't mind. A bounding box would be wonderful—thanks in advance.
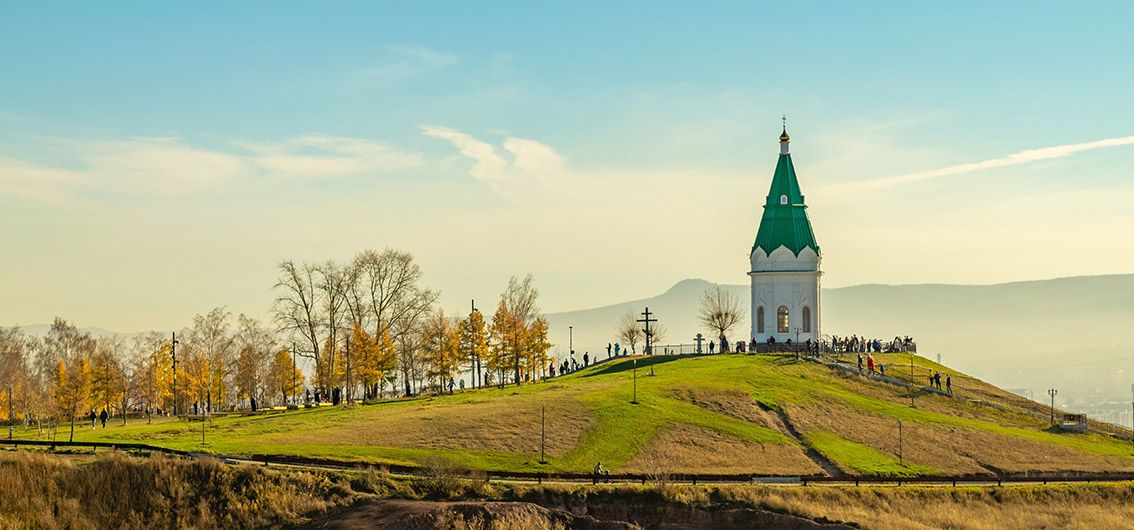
[749,124,822,344]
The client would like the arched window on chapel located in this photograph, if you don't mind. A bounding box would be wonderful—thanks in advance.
[777,306,789,333]
[756,306,765,334]
[802,306,812,333]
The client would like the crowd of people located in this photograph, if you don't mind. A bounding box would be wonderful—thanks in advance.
[831,335,916,354]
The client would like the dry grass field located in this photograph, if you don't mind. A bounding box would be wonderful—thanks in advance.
[5,451,1133,530]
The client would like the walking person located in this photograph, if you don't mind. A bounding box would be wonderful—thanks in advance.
[946,375,953,395]
[593,462,604,485]
[89,410,97,429]
[99,409,108,428]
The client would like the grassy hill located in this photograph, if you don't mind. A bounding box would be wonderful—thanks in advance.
[17,353,1134,477]
[545,274,1134,410]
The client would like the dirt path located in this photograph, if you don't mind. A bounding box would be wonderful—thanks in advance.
[756,402,844,477]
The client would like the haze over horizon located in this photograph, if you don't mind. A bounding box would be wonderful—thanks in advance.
[3,2,1134,332]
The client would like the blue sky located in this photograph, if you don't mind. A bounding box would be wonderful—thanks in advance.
[3,2,1134,330]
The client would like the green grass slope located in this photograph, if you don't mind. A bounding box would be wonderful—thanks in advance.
[16,354,1134,477]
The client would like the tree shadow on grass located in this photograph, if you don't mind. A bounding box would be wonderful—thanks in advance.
[581,354,707,378]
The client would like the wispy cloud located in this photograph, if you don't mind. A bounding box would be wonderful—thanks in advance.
[0,137,247,199]
[420,125,568,195]
[0,134,426,204]
[237,134,424,178]
[846,135,1134,190]
[355,45,458,81]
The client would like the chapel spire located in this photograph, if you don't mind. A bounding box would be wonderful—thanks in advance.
[779,115,790,154]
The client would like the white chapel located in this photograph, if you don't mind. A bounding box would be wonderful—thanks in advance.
[749,125,822,345]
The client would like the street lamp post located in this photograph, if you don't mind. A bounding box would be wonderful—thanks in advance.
[1048,388,1058,425]
[171,332,179,416]
[569,326,575,370]
[631,359,638,404]
[292,342,298,406]
[540,404,547,464]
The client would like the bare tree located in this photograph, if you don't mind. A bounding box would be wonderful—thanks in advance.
[355,249,438,346]
[340,260,369,401]
[500,274,540,384]
[234,315,274,409]
[699,285,742,343]
[355,249,437,395]
[273,260,323,390]
[617,311,643,354]
[38,318,94,381]
[316,261,349,392]
[0,327,33,438]
[128,332,166,423]
[183,307,235,411]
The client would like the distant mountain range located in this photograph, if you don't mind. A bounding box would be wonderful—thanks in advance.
[16,323,132,339]
[545,275,1134,408]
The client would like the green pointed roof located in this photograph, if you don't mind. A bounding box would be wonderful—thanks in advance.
[751,138,820,256]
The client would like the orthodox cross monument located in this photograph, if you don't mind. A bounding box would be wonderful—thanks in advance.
[749,120,822,344]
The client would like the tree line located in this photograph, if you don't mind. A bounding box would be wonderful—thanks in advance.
[0,248,552,439]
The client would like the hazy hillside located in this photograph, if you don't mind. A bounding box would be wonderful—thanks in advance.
[546,275,1134,412]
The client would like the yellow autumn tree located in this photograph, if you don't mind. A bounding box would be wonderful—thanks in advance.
[422,308,461,392]
[487,301,516,386]
[459,309,489,389]
[526,316,552,380]
[53,357,92,442]
[353,324,396,400]
[268,348,303,406]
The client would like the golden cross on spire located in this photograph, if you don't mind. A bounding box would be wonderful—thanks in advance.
[782,114,787,129]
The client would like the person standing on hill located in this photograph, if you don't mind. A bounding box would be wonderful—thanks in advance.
[857,353,863,372]
[946,375,953,395]
[607,343,612,358]
[866,354,875,373]
[583,353,589,367]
